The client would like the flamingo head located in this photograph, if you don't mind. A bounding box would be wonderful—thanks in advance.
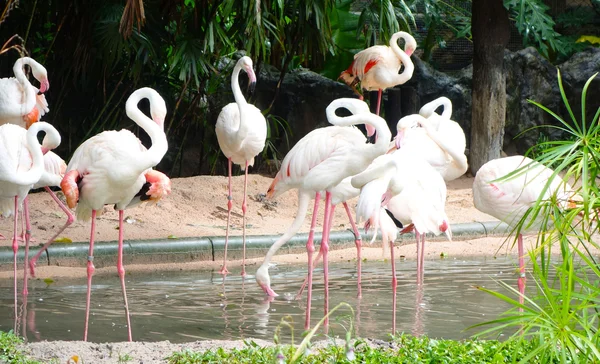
[256,265,279,297]
[150,99,167,128]
[32,67,49,93]
[394,114,425,149]
[240,56,257,92]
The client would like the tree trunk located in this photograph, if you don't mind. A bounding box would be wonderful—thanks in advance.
[470,0,510,174]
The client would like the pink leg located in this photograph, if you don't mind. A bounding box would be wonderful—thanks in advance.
[320,192,333,328]
[415,232,423,286]
[117,210,133,341]
[22,198,31,297]
[297,203,338,303]
[83,210,97,342]
[343,202,362,298]
[390,235,397,333]
[219,158,233,275]
[304,193,320,330]
[29,187,75,277]
[12,197,18,332]
[419,233,426,283]
[376,88,383,115]
[517,234,525,306]
[241,161,249,277]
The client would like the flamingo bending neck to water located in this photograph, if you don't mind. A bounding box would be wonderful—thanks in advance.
[0,57,50,128]
[60,87,170,342]
[216,56,267,276]
[339,31,416,123]
[0,122,61,331]
[257,97,391,329]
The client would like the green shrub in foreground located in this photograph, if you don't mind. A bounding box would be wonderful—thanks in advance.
[166,334,540,364]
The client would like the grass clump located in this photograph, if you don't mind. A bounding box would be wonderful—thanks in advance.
[0,331,39,364]
[166,334,538,363]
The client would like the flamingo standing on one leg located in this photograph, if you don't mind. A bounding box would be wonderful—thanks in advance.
[0,57,50,129]
[0,122,61,330]
[473,155,578,305]
[339,31,416,122]
[28,150,75,276]
[216,56,267,276]
[259,98,391,329]
[60,87,170,342]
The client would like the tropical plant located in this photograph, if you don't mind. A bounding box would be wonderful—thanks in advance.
[472,70,600,362]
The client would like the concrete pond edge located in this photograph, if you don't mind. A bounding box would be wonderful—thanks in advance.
[0,221,510,270]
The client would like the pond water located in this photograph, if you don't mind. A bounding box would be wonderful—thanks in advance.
[0,256,522,343]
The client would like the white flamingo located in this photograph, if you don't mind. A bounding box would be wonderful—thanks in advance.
[473,155,578,304]
[352,150,450,331]
[257,98,391,329]
[339,31,416,122]
[393,99,468,182]
[215,56,267,276]
[0,57,49,128]
[60,87,171,342]
[0,122,61,330]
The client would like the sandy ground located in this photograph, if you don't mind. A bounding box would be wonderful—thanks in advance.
[3,173,533,363]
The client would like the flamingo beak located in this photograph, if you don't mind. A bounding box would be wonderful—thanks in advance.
[395,130,404,149]
[39,79,50,93]
[246,67,257,94]
[405,48,414,57]
[260,283,279,297]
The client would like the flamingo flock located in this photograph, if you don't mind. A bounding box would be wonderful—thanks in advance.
[1,30,579,342]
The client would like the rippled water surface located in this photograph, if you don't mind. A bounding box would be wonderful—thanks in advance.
[0,256,523,343]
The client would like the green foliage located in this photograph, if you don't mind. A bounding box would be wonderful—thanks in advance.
[166,334,538,363]
[0,331,39,364]
[407,0,471,62]
[504,0,561,58]
[473,71,600,362]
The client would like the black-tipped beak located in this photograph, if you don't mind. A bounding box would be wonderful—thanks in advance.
[248,81,256,95]
[367,131,377,144]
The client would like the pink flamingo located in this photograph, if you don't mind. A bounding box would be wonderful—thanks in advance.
[0,57,49,129]
[339,31,416,121]
[28,150,75,276]
[60,87,170,342]
[473,155,578,304]
[215,56,267,276]
[258,97,391,329]
[0,122,61,330]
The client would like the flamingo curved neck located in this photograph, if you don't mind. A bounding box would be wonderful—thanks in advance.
[258,191,311,271]
[8,122,58,186]
[231,62,248,108]
[125,90,168,169]
[13,58,37,115]
[326,111,392,158]
[389,33,415,85]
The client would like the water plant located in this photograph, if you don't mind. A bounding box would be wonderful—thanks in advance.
[472,70,600,362]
